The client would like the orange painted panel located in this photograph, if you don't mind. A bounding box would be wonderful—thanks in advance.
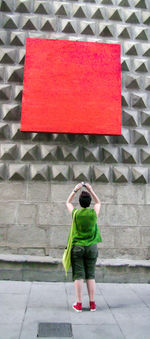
[21,38,121,135]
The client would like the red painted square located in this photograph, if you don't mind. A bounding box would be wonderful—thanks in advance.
[21,38,121,135]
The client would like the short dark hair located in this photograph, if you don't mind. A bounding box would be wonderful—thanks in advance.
[79,191,92,208]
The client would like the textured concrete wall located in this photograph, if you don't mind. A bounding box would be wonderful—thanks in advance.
[0,0,150,259]
[0,182,150,260]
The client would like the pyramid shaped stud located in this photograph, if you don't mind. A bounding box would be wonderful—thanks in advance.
[142,43,150,57]
[122,110,138,127]
[30,164,49,181]
[125,10,140,24]
[91,7,105,20]
[0,122,10,139]
[13,85,23,101]
[93,165,109,182]
[80,22,95,35]
[61,20,76,34]
[72,165,91,182]
[140,149,150,164]
[121,93,130,107]
[68,134,89,144]
[125,75,141,89]
[7,66,24,83]
[0,164,6,180]
[1,103,21,121]
[73,4,87,18]
[55,4,68,16]
[10,32,26,46]
[141,111,150,126]
[31,132,52,142]
[20,145,40,161]
[52,133,68,142]
[83,146,100,162]
[143,47,150,57]
[3,14,19,29]
[108,8,123,21]
[15,0,31,13]
[124,42,139,55]
[131,167,148,183]
[121,58,131,72]
[112,166,128,183]
[0,31,7,45]
[0,84,11,100]
[134,60,148,73]
[51,165,69,181]
[118,0,130,7]
[0,47,17,64]
[118,26,131,39]
[21,15,39,30]
[134,28,148,41]
[8,164,28,180]
[110,129,130,144]
[18,49,25,65]
[40,17,56,32]
[131,93,147,108]
[134,0,147,9]
[66,134,76,143]
[40,145,59,161]
[132,129,148,145]
[10,123,31,140]
[121,147,137,163]
[144,77,150,91]
[34,1,50,14]
[89,135,109,144]
[60,146,80,162]
[0,0,14,12]
[99,24,114,37]
[142,11,150,25]
[0,66,5,82]
[101,147,118,163]
[0,66,5,81]
[0,143,19,160]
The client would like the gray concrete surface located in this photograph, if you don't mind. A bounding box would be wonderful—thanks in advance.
[0,281,150,339]
[1,182,150,261]
[1,255,150,283]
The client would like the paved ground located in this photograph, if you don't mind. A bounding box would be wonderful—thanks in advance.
[0,281,150,339]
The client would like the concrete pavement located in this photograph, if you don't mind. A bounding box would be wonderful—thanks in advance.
[0,281,150,339]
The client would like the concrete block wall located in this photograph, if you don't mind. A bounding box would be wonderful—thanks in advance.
[0,182,150,260]
[0,0,150,260]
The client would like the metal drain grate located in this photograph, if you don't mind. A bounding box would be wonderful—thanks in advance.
[37,322,72,337]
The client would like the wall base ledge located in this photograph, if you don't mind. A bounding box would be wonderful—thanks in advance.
[0,254,150,283]
[0,254,150,267]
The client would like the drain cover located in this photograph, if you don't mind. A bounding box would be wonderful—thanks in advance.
[37,322,72,337]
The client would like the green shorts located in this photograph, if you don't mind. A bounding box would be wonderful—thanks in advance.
[71,244,98,281]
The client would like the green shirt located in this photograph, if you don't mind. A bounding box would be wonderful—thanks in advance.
[71,208,102,247]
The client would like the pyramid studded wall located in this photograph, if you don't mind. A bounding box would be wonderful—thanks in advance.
[0,0,150,260]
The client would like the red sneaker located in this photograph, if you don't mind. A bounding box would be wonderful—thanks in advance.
[72,302,82,312]
[90,301,96,312]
